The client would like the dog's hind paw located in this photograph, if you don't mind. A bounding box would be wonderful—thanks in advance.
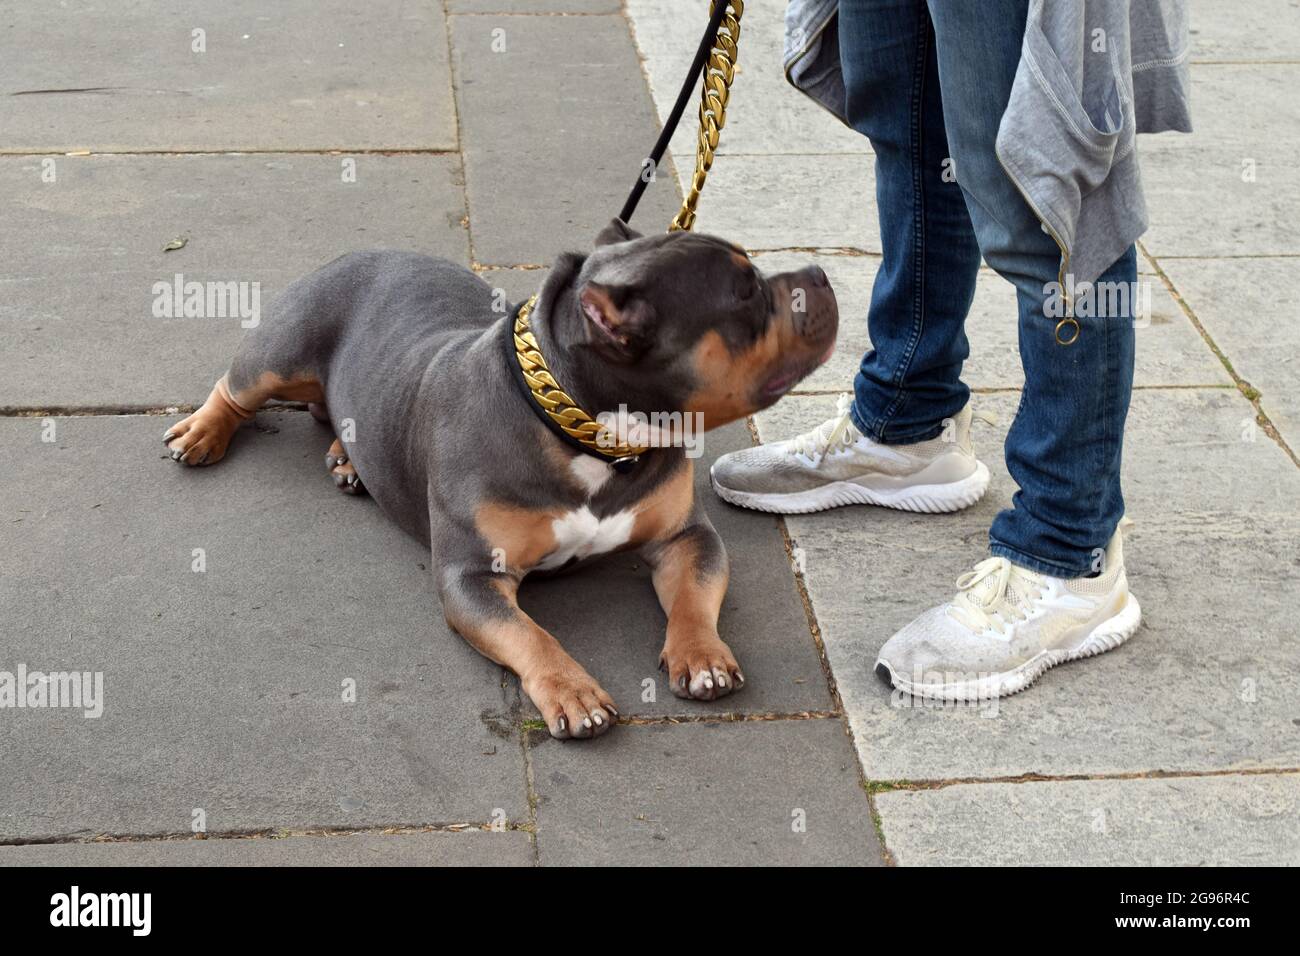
[325,439,366,496]
[163,409,236,466]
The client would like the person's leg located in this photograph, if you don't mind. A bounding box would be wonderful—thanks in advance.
[925,0,1135,572]
[872,0,1142,701]
[838,0,983,442]
[708,0,992,515]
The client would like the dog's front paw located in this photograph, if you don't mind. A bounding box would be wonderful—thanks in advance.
[524,668,618,741]
[660,634,744,701]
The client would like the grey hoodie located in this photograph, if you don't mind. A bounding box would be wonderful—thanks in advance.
[783,0,1192,285]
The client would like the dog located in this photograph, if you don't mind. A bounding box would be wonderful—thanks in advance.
[161,219,838,738]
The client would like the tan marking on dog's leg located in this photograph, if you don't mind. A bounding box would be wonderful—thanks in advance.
[646,523,739,701]
[474,501,561,572]
[325,437,365,495]
[630,459,695,544]
[440,570,617,739]
[228,369,325,408]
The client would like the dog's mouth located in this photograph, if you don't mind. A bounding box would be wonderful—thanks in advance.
[759,342,836,401]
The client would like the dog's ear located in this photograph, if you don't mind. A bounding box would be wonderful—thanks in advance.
[594,218,643,247]
[578,281,654,361]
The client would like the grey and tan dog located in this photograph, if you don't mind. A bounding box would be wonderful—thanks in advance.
[162,219,838,739]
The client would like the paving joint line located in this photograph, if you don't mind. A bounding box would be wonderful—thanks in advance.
[508,686,544,867]
[1190,59,1300,65]
[0,822,528,848]
[613,710,840,726]
[868,766,1300,795]
[0,148,456,157]
[1139,240,1299,467]
[785,384,1235,399]
[621,0,687,215]
[0,402,307,418]
[1150,253,1300,260]
[439,0,475,269]
[449,10,624,16]
[750,246,881,258]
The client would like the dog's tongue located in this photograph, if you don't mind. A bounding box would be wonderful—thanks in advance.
[762,369,799,398]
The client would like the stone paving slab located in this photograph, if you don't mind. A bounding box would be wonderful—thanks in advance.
[0,831,533,867]
[0,1,456,152]
[449,12,681,266]
[0,153,467,409]
[450,1,621,12]
[0,412,526,841]
[531,719,882,865]
[875,773,1300,866]
[1132,150,1300,258]
[1189,0,1300,62]
[1138,65,1300,257]
[476,266,550,304]
[695,154,878,252]
[753,388,1300,780]
[1142,64,1300,158]
[1159,256,1300,440]
[517,421,834,719]
[627,0,866,177]
[750,251,1231,394]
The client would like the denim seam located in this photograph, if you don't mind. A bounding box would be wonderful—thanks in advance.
[1103,296,1113,548]
[869,5,930,440]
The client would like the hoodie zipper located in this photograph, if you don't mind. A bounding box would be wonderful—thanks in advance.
[997,153,1079,345]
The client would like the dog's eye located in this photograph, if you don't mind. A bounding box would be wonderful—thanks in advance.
[735,270,758,301]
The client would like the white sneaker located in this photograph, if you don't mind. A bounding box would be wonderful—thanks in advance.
[709,394,990,514]
[874,527,1142,701]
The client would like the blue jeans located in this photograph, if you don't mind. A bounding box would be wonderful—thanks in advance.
[838,0,1137,577]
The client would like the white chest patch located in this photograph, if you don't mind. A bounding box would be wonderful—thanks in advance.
[568,455,614,497]
[535,507,636,571]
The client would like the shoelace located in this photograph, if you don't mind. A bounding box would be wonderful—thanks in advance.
[790,394,858,459]
[948,557,1045,635]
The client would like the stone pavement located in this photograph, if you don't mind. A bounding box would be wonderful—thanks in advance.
[0,0,1295,866]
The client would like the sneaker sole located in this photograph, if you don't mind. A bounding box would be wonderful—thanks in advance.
[711,460,991,515]
[875,593,1143,702]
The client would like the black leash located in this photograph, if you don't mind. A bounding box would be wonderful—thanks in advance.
[617,1,731,226]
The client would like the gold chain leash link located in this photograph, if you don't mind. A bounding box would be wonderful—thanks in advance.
[670,0,744,232]
[513,296,649,461]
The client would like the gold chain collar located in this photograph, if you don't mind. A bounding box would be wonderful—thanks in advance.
[512,295,649,462]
